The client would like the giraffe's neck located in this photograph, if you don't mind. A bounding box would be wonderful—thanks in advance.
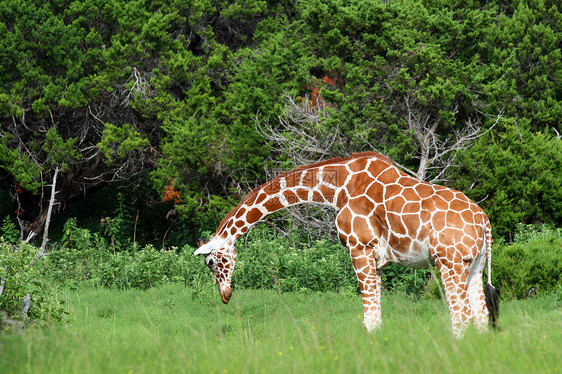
[213,162,352,244]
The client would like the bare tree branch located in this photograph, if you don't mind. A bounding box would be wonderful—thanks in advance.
[254,92,504,239]
[256,96,342,166]
[403,93,504,182]
[29,167,59,266]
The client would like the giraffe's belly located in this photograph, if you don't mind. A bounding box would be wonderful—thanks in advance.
[394,247,434,268]
[376,236,433,269]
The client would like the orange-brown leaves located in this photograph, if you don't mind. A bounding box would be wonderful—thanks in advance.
[306,75,339,110]
[163,182,181,204]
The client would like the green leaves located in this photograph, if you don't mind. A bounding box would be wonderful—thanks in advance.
[0,135,42,193]
[0,240,66,328]
[454,122,562,237]
[44,128,81,170]
[0,0,558,243]
[98,123,148,164]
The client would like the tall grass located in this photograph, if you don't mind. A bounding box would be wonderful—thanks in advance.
[1,284,560,373]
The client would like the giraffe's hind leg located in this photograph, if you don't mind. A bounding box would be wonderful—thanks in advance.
[467,249,489,331]
[434,249,473,337]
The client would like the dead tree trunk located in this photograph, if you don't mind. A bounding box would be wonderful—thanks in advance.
[30,166,59,265]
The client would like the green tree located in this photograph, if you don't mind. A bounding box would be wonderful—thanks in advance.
[453,124,562,238]
[0,0,162,239]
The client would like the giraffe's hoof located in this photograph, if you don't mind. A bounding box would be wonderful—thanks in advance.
[363,319,382,332]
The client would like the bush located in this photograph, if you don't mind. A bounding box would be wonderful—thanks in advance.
[232,233,431,296]
[40,222,562,301]
[45,242,211,291]
[0,216,19,244]
[44,226,432,296]
[0,240,66,331]
[44,219,211,290]
[233,238,358,293]
[95,247,199,290]
[492,227,562,300]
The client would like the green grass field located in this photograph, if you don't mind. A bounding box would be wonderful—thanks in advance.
[1,284,560,373]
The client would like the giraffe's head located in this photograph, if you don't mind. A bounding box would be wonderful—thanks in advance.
[194,238,237,304]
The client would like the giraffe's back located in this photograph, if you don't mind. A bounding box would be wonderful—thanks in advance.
[348,156,488,268]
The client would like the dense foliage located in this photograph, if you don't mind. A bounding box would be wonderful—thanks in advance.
[39,223,562,298]
[0,0,560,328]
[1,214,560,327]
[0,240,65,330]
[0,0,559,243]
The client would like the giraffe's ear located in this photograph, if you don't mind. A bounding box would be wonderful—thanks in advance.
[194,240,213,256]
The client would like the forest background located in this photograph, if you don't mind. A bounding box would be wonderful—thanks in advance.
[0,0,560,246]
[0,0,561,325]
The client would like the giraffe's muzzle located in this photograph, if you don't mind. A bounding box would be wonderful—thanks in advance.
[220,286,232,304]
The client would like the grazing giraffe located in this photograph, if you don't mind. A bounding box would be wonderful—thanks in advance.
[194,152,499,336]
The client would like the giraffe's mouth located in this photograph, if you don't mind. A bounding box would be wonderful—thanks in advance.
[220,287,232,304]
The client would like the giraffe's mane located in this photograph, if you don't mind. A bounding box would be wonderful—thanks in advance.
[216,152,393,231]
[277,151,393,179]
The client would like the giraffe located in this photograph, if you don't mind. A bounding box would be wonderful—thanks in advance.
[194,152,499,336]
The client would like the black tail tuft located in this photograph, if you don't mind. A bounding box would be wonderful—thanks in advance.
[485,282,500,330]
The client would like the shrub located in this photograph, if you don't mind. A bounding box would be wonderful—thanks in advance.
[0,216,19,244]
[40,222,562,301]
[96,246,198,290]
[233,239,358,293]
[0,240,66,331]
[44,228,432,296]
[45,229,212,291]
[232,235,431,296]
[45,219,111,289]
[492,227,562,299]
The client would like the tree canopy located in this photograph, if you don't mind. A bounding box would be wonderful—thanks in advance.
[0,0,560,243]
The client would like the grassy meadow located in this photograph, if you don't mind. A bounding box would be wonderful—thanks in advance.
[0,284,560,374]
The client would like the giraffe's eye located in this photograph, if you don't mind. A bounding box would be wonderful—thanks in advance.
[206,258,215,267]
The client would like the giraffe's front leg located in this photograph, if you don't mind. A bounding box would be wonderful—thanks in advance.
[349,246,382,332]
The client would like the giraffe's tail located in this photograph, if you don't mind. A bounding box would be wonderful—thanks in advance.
[483,217,500,330]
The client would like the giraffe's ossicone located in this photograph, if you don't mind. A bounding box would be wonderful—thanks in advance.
[194,152,499,337]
